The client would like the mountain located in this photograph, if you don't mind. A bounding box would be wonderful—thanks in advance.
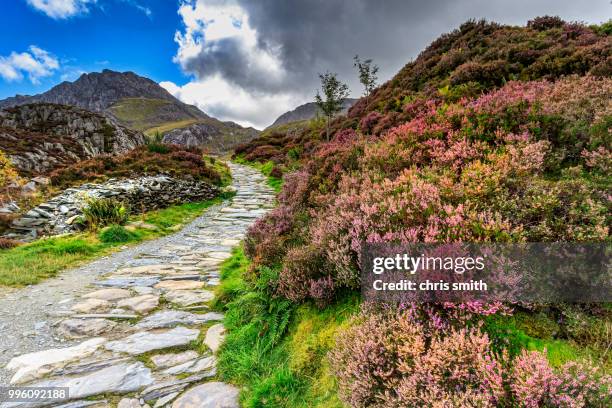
[0,103,145,175]
[0,69,258,151]
[163,121,259,152]
[268,98,357,129]
[0,70,178,112]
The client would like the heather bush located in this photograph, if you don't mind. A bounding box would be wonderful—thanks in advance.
[527,16,566,31]
[330,310,505,407]
[511,351,612,407]
[278,245,332,304]
[0,237,20,249]
[359,111,383,134]
[244,76,611,304]
[49,145,222,189]
[331,310,612,408]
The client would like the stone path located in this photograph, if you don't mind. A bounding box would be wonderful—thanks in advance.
[0,163,275,407]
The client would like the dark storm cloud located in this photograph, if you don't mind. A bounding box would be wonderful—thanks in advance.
[181,0,610,97]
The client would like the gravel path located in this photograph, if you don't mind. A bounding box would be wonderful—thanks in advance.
[0,162,275,408]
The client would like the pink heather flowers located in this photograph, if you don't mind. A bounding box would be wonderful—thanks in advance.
[331,311,612,408]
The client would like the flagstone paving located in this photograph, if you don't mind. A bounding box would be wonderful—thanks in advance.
[0,163,275,407]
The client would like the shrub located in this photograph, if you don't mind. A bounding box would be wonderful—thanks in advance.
[269,165,283,179]
[278,245,332,303]
[359,112,382,134]
[527,16,566,31]
[49,145,222,189]
[146,142,170,154]
[330,310,505,407]
[82,197,129,230]
[331,310,612,408]
[0,237,20,249]
[511,350,612,407]
[98,224,137,243]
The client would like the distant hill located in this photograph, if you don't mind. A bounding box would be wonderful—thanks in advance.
[0,70,258,151]
[268,98,357,129]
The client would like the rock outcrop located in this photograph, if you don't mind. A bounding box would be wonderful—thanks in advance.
[162,121,259,153]
[5,175,218,240]
[0,103,145,175]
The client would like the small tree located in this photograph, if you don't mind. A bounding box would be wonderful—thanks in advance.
[353,55,379,108]
[315,72,350,140]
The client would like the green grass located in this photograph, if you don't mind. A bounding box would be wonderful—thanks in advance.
[214,247,360,407]
[233,156,283,193]
[108,98,198,132]
[0,196,228,287]
[144,119,200,137]
[483,311,610,371]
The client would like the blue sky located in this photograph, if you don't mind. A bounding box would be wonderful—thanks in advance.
[0,0,609,128]
[0,0,185,98]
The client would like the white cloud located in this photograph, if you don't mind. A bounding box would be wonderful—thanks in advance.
[160,75,301,129]
[26,0,96,19]
[0,46,60,84]
[170,0,301,128]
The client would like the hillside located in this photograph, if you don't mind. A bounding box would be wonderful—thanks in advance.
[224,17,612,406]
[238,18,611,165]
[268,98,357,129]
[0,70,258,151]
[0,103,145,176]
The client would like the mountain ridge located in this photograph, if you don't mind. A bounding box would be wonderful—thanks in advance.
[0,69,258,152]
[268,98,357,129]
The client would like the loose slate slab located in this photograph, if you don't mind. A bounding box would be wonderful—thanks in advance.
[163,356,216,376]
[164,290,214,307]
[150,351,199,369]
[57,318,117,339]
[140,373,208,401]
[94,277,160,288]
[114,264,174,276]
[17,362,153,405]
[135,310,223,330]
[54,400,110,408]
[117,398,142,408]
[204,323,226,354]
[6,337,107,385]
[104,327,199,355]
[83,288,132,301]
[71,298,112,314]
[154,392,179,408]
[154,280,203,291]
[117,294,159,314]
[171,382,239,408]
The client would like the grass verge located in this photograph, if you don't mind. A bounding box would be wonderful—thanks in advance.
[214,247,360,407]
[0,195,230,287]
